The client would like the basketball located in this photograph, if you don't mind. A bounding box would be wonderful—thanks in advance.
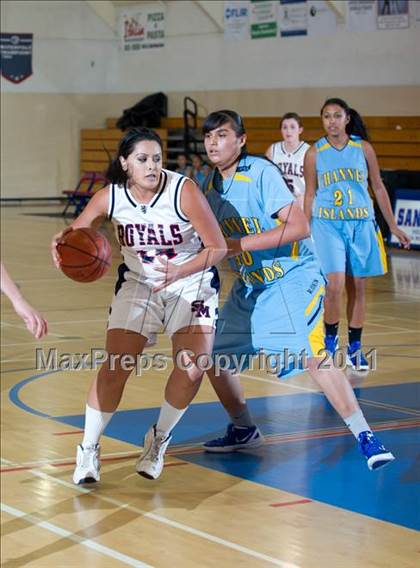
[58,228,112,282]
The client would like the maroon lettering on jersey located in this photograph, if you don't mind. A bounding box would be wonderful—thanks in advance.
[146,225,159,245]
[125,224,135,247]
[117,225,125,246]
[170,224,182,245]
[134,223,146,245]
[157,224,173,246]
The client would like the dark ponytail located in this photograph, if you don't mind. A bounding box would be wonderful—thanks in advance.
[105,127,163,185]
[321,98,369,141]
[105,157,126,186]
[347,108,370,141]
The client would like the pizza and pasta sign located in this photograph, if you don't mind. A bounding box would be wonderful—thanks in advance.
[120,6,165,51]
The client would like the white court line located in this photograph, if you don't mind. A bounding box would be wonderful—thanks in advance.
[1,458,18,466]
[362,329,419,337]
[370,297,420,303]
[1,357,38,363]
[1,339,175,349]
[242,374,420,416]
[0,346,172,364]
[365,314,420,324]
[0,347,172,364]
[1,503,153,568]
[44,319,107,325]
[1,321,72,339]
[361,321,415,332]
[19,469,298,568]
[11,276,115,283]
[241,372,317,392]
[2,336,105,347]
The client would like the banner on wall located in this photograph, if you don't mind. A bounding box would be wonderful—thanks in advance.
[346,0,376,32]
[377,0,409,29]
[0,33,33,83]
[307,0,337,36]
[224,1,250,40]
[278,0,307,37]
[250,0,277,38]
[120,6,165,51]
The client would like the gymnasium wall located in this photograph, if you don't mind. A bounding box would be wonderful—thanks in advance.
[1,1,420,198]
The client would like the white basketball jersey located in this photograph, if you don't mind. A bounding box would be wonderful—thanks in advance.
[270,141,310,196]
[108,169,202,284]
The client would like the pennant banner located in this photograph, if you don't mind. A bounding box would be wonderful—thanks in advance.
[0,33,33,84]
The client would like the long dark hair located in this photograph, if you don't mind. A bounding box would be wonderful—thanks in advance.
[321,98,369,141]
[105,127,163,185]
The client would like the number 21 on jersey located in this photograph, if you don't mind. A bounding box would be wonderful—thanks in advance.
[334,189,353,206]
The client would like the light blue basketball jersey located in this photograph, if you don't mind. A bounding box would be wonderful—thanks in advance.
[206,154,319,289]
[313,136,374,221]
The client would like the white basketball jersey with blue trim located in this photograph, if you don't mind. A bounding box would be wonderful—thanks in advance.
[270,141,309,197]
[108,169,202,283]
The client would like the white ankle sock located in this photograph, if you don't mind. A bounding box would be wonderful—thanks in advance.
[156,400,188,437]
[231,406,254,428]
[82,404,114,447]
[344,409,371,439]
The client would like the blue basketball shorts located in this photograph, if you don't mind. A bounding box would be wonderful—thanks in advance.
[311,218,388,277]
[213,265,326,375]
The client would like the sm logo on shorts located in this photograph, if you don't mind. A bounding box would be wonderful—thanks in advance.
[191,300,210,317]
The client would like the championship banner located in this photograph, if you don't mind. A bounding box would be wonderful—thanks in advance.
[120,5,165,51]
[0,33,33,84]
[390,189,420,249]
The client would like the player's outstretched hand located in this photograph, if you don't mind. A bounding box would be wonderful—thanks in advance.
[391,227,411,250]
[153,256,182,292]
[51,227,73,268]
[13,297,48,339]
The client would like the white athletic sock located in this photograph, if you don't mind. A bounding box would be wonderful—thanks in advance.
[82,404,114,447]
[156,399,188,438]
[344,409,371,439]
[231,406,254,428]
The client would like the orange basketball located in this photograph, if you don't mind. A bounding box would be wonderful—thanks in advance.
[58,228,112,283]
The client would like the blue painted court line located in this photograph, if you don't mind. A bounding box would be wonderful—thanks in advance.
[53,387,416,446]
[8,370,59,418]
[52,383,420,531]
[180,427,419,531]
[9,372,420,531]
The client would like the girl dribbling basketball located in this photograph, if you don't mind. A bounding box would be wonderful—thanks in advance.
[51,127,226,483]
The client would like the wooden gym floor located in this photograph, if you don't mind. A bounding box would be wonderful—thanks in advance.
[1,204,419,567]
